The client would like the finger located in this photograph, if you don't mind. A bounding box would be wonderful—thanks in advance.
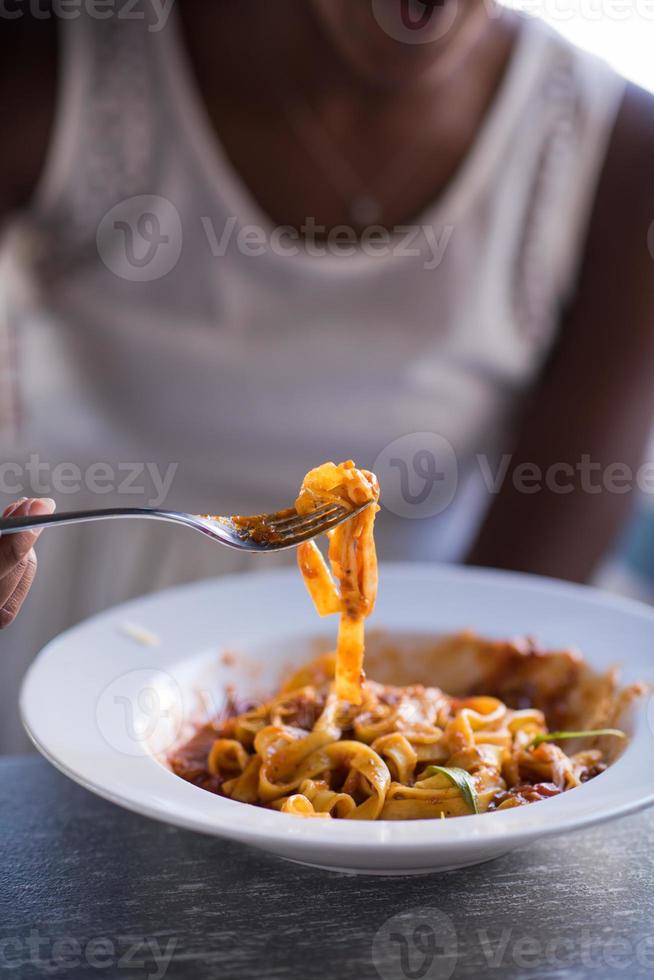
[0,551,37,627]
[2,498,27,518]
[0,498,55,577]
[0,551,35,607]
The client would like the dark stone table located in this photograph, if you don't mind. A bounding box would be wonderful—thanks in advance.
[2,757,654,980]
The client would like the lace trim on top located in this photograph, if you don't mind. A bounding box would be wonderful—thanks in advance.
[34,19,158,280]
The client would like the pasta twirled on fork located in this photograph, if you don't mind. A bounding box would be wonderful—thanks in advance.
[295,460,379,704]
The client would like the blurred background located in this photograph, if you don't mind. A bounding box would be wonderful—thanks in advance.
[506,0,654,92]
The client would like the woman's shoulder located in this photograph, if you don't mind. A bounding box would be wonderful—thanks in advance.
[610,80,654,186]
[593,78,654,335]
[529,18,654,297]
[569,76,654,349]
[591,79,654,264]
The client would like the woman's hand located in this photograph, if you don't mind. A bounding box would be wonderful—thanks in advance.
[0,498,55,628]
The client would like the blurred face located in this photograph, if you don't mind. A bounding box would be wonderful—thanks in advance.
[309,0,484,88]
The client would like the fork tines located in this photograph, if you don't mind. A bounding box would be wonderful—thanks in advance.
[264,504,349,540]
[268,504,347,532]
[233,504,351,547]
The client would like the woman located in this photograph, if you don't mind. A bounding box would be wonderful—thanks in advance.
[1,1,653,751]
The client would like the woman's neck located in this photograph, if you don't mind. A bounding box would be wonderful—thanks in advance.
[176,0,521,232]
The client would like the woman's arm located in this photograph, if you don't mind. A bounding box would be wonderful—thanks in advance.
[468,83,654,582]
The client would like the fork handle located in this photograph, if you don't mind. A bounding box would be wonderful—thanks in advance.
[0,508,184,535]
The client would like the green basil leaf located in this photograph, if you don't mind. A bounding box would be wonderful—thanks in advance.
[531,728,626,749]
[419,765,480,815]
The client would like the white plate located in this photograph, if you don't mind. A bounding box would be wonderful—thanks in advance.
[20,563,654,875]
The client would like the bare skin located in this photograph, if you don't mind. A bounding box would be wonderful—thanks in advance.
[468,82,654,580]
[176,0,520,231]
[0,0,653,604]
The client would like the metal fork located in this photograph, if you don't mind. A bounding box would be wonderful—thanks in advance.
[0,503,371,552]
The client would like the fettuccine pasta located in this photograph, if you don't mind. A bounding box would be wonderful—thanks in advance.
[170,645,626,819]
[170,461,631,820]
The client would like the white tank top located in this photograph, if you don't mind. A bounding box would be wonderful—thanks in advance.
[0,12,625,750]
